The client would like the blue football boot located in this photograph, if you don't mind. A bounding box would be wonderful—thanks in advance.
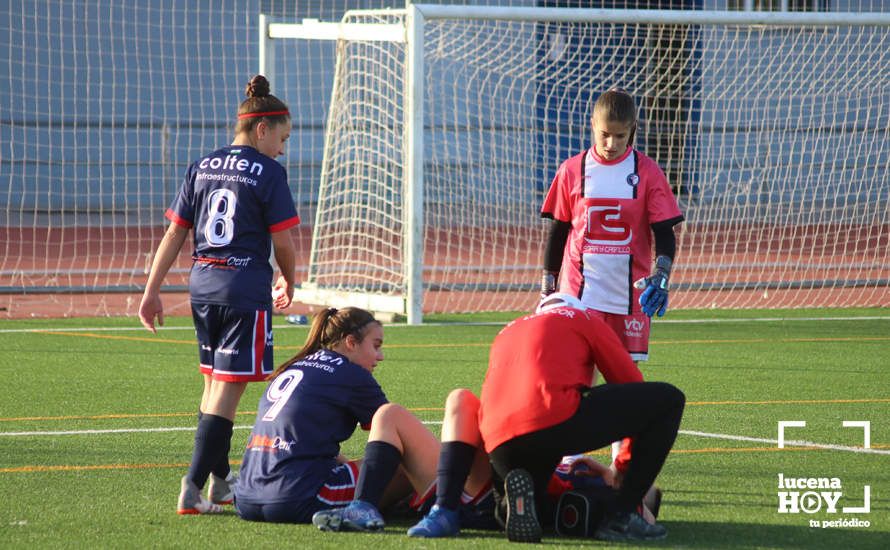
[407,504,460,538]
[312,500,385,532]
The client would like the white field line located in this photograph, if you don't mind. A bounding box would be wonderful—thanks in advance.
[0,425,255,436]
[0,422,442,437]
[678,429,890,455]
[1,316,889,334]
[0,423,886,455]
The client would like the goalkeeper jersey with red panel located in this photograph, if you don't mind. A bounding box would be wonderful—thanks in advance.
[541,147,683,315]
[478,306,644,453]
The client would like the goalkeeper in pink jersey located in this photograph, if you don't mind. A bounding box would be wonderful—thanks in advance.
[540,88,683,362]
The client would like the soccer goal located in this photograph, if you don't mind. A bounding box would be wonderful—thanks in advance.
[266,5,890,323]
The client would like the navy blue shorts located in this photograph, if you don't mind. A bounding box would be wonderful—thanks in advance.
[191,303,274,382]
[235,461,359,524]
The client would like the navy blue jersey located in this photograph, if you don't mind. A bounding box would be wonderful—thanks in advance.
[235,349,388,505]
[166,145,300,310]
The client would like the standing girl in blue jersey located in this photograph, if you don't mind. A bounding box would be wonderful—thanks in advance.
[138,75,300,514]
[235,307,441,527]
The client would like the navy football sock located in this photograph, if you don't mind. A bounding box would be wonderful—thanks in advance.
[186,414,233,489]
[196,410,231,479]
[355,441,402,507]
[435,441,478,510]
[213,441,232,479]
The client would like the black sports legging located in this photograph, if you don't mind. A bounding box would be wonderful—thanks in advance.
[489,382,685,519]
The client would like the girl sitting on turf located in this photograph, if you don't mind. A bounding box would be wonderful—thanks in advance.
[235,306,452,527]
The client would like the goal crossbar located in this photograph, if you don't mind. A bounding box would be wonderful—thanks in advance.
[413,5,890,26]
[267,7,890,35]
[268,19,405,43]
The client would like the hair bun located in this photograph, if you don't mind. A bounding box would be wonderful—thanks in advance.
[245,75,271,98]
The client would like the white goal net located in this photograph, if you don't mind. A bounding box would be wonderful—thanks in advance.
[0,1,340,318]
[4,3,888,320]
[288,6,890,321]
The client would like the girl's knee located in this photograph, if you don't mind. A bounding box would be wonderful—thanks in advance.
[373,402,408,421]
[445,388,479,415]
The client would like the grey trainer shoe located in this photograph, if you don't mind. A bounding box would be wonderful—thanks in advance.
[177,475,224,515]
[208,472,236,505]
[595,510,667,541]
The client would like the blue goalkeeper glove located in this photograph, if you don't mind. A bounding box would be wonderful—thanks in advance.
[634,256,672,318]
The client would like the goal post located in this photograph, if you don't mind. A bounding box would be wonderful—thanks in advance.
[264,11,424,323]
[266,5,890,323]
[404,7,426,326]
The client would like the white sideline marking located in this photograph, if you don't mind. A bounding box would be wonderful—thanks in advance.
[0,326,198,334]
[0,425,254,436]
[0,422,442,437]
[1,424,886,455]
[396,316,890,328]
[1,315,888,334]
[654,316,890,324]
[679,429,890,455]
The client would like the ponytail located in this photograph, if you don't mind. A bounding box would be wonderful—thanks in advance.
[267,307,379,380]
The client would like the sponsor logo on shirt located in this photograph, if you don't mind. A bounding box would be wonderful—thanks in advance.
[583,243,632,255]
[553,308,576,319]
[584,200,632,249]
[194,255,254,269]
[247,434,296,453]
[623,318,644,338]
[199,153,265,176]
